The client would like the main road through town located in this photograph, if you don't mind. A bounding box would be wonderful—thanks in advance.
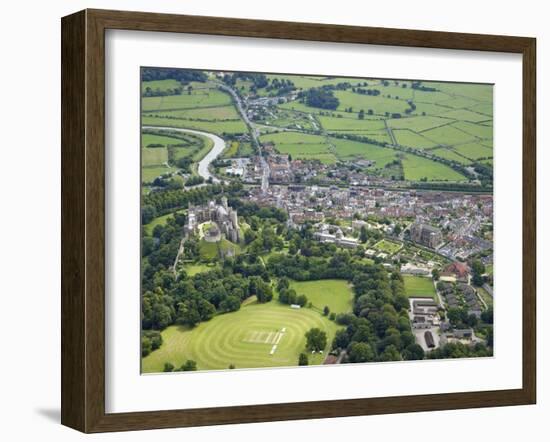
[217,83,270,192]
[142,126,225,184]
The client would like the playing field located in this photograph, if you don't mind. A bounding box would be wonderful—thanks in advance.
[403,275,437,300]
[141,299,342,372]
[289,279,354,315]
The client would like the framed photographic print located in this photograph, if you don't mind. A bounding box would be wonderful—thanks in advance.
[61,9,536,433]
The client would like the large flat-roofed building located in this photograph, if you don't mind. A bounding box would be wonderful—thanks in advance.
[410,222,443,249]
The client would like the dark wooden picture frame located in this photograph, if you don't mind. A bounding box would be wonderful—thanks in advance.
[61,8,536,433]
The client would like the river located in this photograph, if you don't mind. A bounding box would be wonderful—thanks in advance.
[142,126,226,184]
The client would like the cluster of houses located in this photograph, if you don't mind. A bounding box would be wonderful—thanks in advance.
[438,281,483,318]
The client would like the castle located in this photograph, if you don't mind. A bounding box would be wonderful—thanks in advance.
[185,197,240,243]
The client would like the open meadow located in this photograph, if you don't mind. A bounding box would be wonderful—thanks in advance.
[288,279,354,315]
[403,275,438,301]
[141,298,342,372]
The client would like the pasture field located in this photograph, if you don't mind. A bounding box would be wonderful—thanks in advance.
[259,131,332,160]
[141,115,247,135]
[142,86,231,112]
[453,142,493,160]
[421,124,476,146]
[430,148,472,165]
[403,275,437,300]
[142,132,189,148]
[141,299,341,372]
[468,102,493,117]
[373,239,403,255]
[411,89,455,104]
[288,279,354,315]
[452,121,493,140]
[329,138,397,167]
[401,153,467,182]
[142,166,176,183]
[334,90,410,115]
[328,130,391,144]
[433,82,494,102]
[265,74,365,90]
[437,95,479,109]
[149,105,240,120]
[393,129,437,149]
[259,131,326,145]
[439,108,492,123]
[142,147,168,167]
[141,79,181,94]
[275,143,330,156]
[318,115,386,131]
[387,115,450,132]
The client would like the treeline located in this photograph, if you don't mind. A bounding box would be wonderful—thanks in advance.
[142,270,273,332]
[411,81,438,92]
[227,199,288,223]
[141,68,207,83]
[223,72,268,92]
[352,87,381,96]
[302,88,340,110]
[265,78,296,95]
[142,185,224,216]
[407,182,491,193]
[332,270,426,363]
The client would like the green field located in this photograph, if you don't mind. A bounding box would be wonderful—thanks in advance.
[289,279,354,315]
[387,115,450,132]
[142,147,168,167]
[142,115,247,135]
[141,166,176,183]
[421,124,476,146]
[142,132,188,148]
[141,299,341,372]
[401,153,467,182]
[259,131,326,145]
[318,115,386,131]
[453,142,493,160]
[393,129,437,149]
[373,239,403,255]
[329,138,397,167]
[334,90,410,115]
[403,275,437,300]
[143,211,183,235]
[182,263,217,276]
[155,105,240,120]
[142,79,182,94]
[199,238,240,261]
[430,148,472,165]
[142,85,231,112]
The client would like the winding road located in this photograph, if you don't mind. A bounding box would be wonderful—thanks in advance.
[142,126,226,184]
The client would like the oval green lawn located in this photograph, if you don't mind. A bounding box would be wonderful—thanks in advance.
[142,300,342,373]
